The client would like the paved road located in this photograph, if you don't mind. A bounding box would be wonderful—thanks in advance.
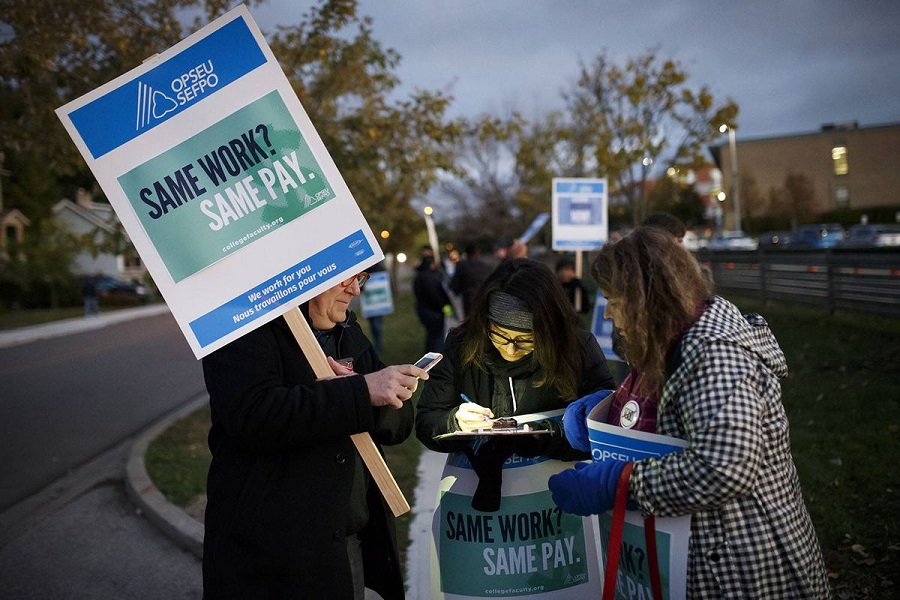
[0,307,205,599]
[0,307,205,512]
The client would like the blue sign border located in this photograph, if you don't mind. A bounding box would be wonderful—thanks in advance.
[69,16,266,159]
[190,229,374,347]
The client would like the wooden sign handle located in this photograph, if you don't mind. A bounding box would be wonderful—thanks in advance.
[282,308,410,517]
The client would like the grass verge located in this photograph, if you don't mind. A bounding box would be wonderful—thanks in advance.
[145,291,899,598]
[731,297,899,599]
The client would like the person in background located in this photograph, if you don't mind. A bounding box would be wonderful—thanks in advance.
[643,211,715,286]
[555,256,590,314]
[416,258,616,510]
[413,255,453,353]
[505,238,528,260]
[450,243,493,319]
[492,240,510,263]
[443,248,460,278]
[364,260,387,354]
[642,212,687,244]
[549,227,830,598]
[201,272,427,600]
[82,274,100,316]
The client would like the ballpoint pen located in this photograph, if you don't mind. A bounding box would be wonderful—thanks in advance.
[459,393,491,422]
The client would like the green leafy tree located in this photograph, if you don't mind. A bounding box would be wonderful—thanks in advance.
[0,0,259,294]
[2,0,460,269]
[0,0,249,184]
[268,0,462,254]
[564,49,738,225]
[7,220,81,308]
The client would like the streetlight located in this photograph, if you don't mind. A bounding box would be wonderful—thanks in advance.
[422,205,440,263]
[719,124,741,231]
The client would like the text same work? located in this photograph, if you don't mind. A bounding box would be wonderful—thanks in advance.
[138,125,319,231]
[444,508,582,576]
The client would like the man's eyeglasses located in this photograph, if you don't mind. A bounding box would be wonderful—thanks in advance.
[340,272,370,288]
[488,329,535,351]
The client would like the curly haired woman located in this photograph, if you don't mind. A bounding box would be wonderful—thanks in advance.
[550,227,831,599]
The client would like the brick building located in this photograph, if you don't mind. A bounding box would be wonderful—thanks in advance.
[709,121,900,229]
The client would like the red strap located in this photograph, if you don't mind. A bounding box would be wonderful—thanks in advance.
[644,514,663,600]
[602,463,664,600]
[602,463,634,600]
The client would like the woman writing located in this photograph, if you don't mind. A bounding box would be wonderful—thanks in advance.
[549,227,830,598]
[416,258,616,509]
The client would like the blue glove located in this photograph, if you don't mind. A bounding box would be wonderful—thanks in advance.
[562,389,614,452]
[548,459,629,516]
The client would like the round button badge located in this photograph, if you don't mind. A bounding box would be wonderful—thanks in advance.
[620,400,640,429]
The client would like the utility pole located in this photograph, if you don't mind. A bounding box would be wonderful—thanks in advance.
[720,125,741,231]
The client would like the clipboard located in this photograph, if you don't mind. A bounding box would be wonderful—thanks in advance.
[433,423,551,441]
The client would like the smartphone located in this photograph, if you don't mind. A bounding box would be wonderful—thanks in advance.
[414,352,443,372]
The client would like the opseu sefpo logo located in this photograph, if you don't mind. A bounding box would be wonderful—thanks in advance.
[135,60,219,130]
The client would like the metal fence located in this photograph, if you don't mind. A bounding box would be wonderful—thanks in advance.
[695,248,900,319]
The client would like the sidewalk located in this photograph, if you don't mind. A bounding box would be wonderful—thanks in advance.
[0,303,171,349]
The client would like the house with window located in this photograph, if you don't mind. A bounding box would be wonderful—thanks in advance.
[52,189,146,282]
[0,207,30,261]
[709,121,900,229]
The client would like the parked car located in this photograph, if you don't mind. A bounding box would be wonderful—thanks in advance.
[789,223,845,248]
[682,230,708,251]
[708,230,758,251]
[80,275,150,306]
[759,231,793,248]
[838,224,900,248]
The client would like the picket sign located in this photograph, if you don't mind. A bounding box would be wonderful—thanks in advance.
[429,410,604,599]
[587,397,691,600]
[55,6,406,516]
[283,307,409,516]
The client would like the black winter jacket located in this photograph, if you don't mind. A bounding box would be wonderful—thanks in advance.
[201,310,412,599]
[415,327,615,459]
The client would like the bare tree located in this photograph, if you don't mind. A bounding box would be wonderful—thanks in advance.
[563,49,738,225]
[441,115,527,247]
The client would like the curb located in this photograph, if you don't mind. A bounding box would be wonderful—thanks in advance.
[124,393,209,559]
[0,303,171,349]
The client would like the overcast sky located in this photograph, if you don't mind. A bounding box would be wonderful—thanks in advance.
[252,1,900,142]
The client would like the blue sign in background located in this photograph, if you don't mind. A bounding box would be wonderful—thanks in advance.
[554,181,605,195]
[190,230,374,347]
[591,294,621,361]
[359,271,394,318]
[69,16,266,159]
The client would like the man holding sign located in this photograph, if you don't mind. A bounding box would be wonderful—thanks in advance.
[54,6,421,598]
[202,273,426,599]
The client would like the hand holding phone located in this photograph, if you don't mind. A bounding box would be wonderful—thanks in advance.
[413,352,442,373]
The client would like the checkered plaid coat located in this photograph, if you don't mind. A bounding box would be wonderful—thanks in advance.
[629,296,831,599]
